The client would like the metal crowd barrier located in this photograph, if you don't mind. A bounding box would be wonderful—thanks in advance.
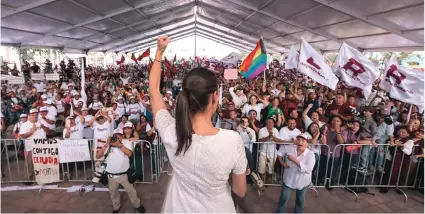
[243,141,423,202]
[0,138,161,185]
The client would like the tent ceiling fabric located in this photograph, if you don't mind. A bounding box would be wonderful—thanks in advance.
[1,0,423,54]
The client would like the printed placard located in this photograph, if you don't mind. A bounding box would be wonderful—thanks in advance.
[31,139,60,184]
[58,139,91,163]
[224,69,238,80]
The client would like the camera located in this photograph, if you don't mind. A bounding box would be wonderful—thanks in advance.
[110,135,118,144]
[92,162,107,183]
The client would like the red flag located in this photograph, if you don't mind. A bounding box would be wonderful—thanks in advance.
[137,48,150,61]
[164,57,171,68]
[116,55,125,65]
[131,53,138,64]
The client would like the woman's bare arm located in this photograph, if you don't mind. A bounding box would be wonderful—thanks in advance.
[149,36,168,116]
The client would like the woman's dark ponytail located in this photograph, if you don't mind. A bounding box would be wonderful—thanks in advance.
[175,90,192,156]
[174,67,218,156]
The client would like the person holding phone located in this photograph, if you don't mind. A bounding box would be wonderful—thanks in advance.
[237,117,256,152]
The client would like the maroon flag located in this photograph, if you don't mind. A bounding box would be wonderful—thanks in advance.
[137,48,150,61]
[116,55,125,65]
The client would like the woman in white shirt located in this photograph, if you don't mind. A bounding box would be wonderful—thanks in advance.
[305,122,327,185]
[54,94,66,116]
[126,96,144,122]
[276,133,315,213]
[241,95,265,121]
[149,36,247,213]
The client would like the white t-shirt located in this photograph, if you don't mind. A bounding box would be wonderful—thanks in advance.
[241,103,264,121]
[305,132,321,154]
[278,127,301,142]
[19,121,46,151]
[46,105,57,117]
[38,115,56,130]
[126,103,144,121]
[89,101,104,111]
[72,98,85,107]
[33,82,45,92]
[116,103,127,120]
[93,121,111,141]
[55,99,65,113]
[63,123,84,139]
[237,126,256,152]
[303,116,325,129]
[258,127,280,157]
[105,139,133,173]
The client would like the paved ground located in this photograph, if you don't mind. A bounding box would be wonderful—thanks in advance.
[1,172,424,213]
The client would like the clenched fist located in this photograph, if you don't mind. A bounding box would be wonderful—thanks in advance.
[157,35,169,53]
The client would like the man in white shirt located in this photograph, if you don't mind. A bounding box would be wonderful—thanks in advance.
[257,118,281,182]
[81,107,94,139]
[44,99,57,118]
[95,128,145,213]
[38,106,56,138]
[89,96,104,112]
[33,80,45,93]
[63,112,85,139]
[18,108,47,183]
[276,133,315,213]
[229,84,247,109]
[236,117,256,152]
[279,118,301,143]
[88,110,113,162]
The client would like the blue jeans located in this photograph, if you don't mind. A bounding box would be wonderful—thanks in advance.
[276,183,308,213]
[360,138,387,169]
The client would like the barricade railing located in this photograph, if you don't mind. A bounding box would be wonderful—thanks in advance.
[0,138,157,185]
[328,143,423,202]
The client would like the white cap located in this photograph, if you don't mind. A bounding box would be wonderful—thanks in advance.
[39,106,48,112]
[65,116,74,121]
[20,114,28,118]
[123,122,134,129]
[129,96,136,100]
[297,133,310,140]
[29,108,39,114]
[166,90,172,95]
[117,96,123,100]
[113,128,123,135]
[81,107,88,111]
[41,94,48,99]
[71,90,79,96]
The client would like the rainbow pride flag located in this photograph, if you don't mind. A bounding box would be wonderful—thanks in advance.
[239,38,267,80]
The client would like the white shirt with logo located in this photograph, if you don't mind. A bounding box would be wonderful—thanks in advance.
[105,139,133,174]
[63,123,84,139]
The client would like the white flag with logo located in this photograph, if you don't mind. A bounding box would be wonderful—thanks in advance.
[298,39,339,90]
[221,52,242,66]
[380,54,424,109]
[285,45,299,69]
[333,42,379,97]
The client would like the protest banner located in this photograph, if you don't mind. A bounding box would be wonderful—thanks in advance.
[31,138,60,184]
[57,139,91,163]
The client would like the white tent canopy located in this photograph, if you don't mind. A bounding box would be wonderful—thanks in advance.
[1,0,423,54]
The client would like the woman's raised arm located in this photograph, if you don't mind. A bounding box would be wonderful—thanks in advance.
[149,36,169,116]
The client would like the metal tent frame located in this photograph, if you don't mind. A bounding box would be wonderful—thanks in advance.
[1,0,423,54]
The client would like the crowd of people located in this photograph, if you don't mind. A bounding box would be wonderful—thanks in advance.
[1,46,424,212]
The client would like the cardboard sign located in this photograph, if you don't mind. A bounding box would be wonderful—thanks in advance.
[58,139,91,163]
[30,139,60,184]
[45,73,60,81]
[1,75,25,84]
[224,69,238,80]
[31,73,46,81]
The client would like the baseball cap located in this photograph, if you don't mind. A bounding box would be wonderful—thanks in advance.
[65,116,74,121]
[20,114,28,118]
[123,122,134,129]
[41,94,48,99]
[81,107,88,111]
[113,128,123,135]
[39,106,48,112]
[297,133,311,140]
[166,90,172,95]
[29,108,39,114]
